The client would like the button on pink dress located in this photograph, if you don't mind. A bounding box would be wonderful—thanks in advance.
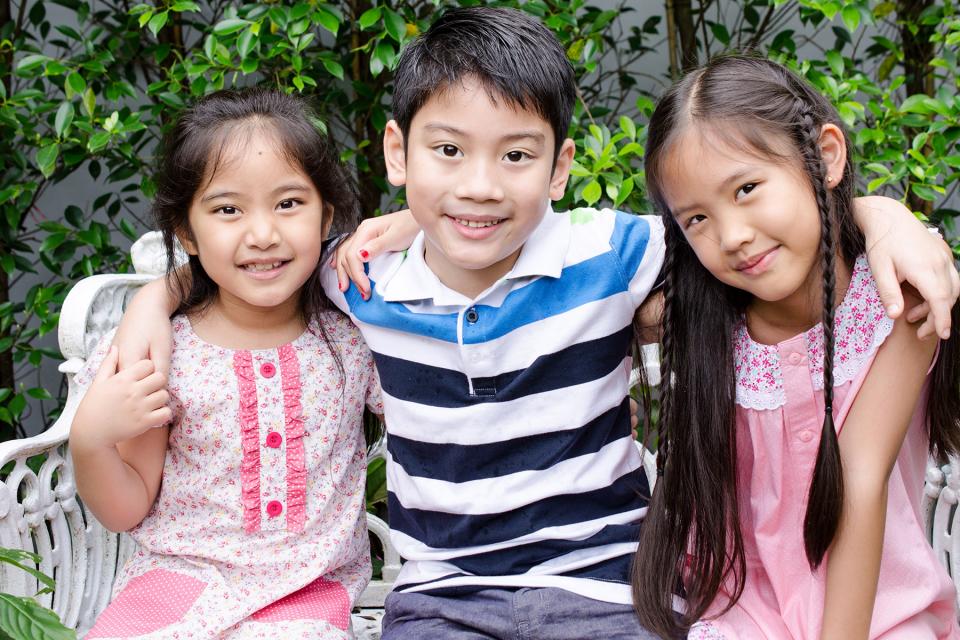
[690,256,959,640]
[78,314,383,639]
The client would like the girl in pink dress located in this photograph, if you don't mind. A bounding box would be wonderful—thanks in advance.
[70,89,382,639]
[632,56,960,639]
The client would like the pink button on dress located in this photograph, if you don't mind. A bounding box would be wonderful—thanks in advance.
[77,313,383,639]
[690,256,959,640]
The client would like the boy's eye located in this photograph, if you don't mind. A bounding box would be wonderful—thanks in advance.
[735,183,757,199]
[504,150,529,163]
[438,144,461,158]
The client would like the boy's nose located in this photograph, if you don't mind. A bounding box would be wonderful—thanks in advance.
[454,161,504,202]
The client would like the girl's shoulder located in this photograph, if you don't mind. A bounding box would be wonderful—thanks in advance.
[310,309,365,346]
[734,255,893,410]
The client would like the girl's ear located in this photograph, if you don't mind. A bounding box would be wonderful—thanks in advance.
[383,120,407,187]
[818,123,847,190]
[176,228,198,255]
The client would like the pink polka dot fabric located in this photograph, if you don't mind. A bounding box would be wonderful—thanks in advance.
[251,577,349,629]
[75,313,383,638]
[86,569,206,638]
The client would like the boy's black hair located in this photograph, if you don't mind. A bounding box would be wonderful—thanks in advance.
[392,6,575,162]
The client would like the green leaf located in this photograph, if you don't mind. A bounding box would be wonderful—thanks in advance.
[0,594,75,640]
[582,180,602,205]
[708,22,730,45]
[383,8,406,43]
[314,7,340,35]
[322,59,344,80]
[82,88,95,117]
[213,18,249,37]
[147,11,168,36]
[619,116,636,141]
[65,72,86,99]
[236,29,257,59]
[15,54,49,76]
[54,102,74,139]
[900,94,933,115]
[359,7,382,30]
[26,388,53,400]
[87,132,111,153]
[825,49,843,77]
[841,5,860,32]
[171,1,200,11]
[35,144,59,178]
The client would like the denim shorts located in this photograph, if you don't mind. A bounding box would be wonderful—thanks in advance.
[381,586,662,640]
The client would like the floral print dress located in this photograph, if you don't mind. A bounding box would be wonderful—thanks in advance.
[79,313,382,639]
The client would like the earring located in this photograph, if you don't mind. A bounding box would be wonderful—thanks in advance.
[826,175,833,183]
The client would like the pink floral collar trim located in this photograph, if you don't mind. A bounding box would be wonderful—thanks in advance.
[734,255,894,410]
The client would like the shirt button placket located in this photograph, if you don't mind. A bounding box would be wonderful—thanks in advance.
[778,337,820,452]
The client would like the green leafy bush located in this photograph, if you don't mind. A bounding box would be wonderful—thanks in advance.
[0,548,74,640]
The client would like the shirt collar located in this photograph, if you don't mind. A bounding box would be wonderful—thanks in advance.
[378,204,570,304]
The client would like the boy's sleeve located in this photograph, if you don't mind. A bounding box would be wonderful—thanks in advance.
[319,258,352,315]
[608,210,666,306]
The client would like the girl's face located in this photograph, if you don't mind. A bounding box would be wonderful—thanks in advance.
[179,127,329,317]
[659,127,823,309]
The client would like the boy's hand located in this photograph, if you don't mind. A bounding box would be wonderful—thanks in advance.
[857,196,959,339]
[113,280,176,376]
[332,209,420,299]
[73,347,171,449]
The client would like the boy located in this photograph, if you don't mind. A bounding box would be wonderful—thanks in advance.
[115,7,957,639]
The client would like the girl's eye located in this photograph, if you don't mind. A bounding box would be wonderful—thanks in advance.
[437,144,461,158]
[685,214,707,229]
[216,206,238,216]
[278,199,299,210]
[504,150,529,163]
[735,183,757,199]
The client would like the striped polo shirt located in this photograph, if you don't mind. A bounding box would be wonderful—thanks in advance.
[323,206,665,604]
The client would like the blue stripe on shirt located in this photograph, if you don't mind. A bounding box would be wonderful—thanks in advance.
[609,211,652,284]
[373,325,632,408]
[387,468,650,549]
[388,399,632,482]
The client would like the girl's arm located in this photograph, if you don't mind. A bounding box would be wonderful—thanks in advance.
[332,209,419,299]
[819,297,938,640]
[70,347,171,532]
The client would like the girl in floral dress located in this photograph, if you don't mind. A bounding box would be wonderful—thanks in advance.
[70,89,382,639]
[632,56,960,639]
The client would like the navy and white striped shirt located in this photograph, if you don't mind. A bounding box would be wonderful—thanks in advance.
[324,207,665,604]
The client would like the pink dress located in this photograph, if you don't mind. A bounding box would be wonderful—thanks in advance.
[78,313,383,639]
[690,256,959,640]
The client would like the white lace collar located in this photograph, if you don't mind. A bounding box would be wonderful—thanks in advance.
[734,255,894,410]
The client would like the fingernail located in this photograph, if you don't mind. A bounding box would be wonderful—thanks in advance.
[338,280,344,291]
[886,304,900,315]
[359,249,369,260]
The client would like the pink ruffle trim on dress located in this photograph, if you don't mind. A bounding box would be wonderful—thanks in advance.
[279,344,306,533]
[234,350,262,534]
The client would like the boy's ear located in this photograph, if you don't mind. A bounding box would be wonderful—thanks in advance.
[818,124,847,190]
[383,120,407,187]
[176,228,198,255]
[549,138,576,201]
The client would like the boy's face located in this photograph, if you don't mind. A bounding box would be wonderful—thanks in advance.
[384,78,574,297]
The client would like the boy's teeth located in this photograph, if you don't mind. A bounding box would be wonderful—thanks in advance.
[455,218,499,228]
[244,262,282,272]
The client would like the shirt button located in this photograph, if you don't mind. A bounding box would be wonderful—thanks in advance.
[800,430,813,443]
[466,307,479,324]
[260,362,276,378]
[265,432,282,448]
[266,500,283,517]
[787,353,802,365]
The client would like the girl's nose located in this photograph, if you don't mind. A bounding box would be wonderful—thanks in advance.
[454,159,505,202]
[718,218,755,252]
[245,211,280,249]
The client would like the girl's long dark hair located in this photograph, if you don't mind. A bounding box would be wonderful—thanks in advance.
[151,89,361,379]
[633,54,960,638]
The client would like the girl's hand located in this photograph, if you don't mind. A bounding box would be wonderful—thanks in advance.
[73,346,171,449]
[332,209,420,299]
[856,196,959,340]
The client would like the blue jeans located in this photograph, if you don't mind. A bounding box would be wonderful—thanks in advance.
[381,587,661,639]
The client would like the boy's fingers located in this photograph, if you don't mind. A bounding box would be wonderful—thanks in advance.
[871,260,904,319]
[94,346,120,382]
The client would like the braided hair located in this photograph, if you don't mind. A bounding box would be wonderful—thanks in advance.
[633,54,960,638]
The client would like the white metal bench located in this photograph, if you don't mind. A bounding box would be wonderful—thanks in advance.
[0,232,956,637]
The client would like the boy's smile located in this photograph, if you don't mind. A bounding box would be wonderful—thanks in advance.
[384,77,574,298]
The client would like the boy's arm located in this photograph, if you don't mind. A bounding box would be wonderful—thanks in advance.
[70,346,171,532]
[854,195,959,340]
[819,298,937,639]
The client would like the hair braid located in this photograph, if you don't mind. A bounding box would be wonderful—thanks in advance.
[657,224,678,477]
[796,102,844,568]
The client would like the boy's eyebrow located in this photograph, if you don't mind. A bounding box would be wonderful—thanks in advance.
[423,123,546,145]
